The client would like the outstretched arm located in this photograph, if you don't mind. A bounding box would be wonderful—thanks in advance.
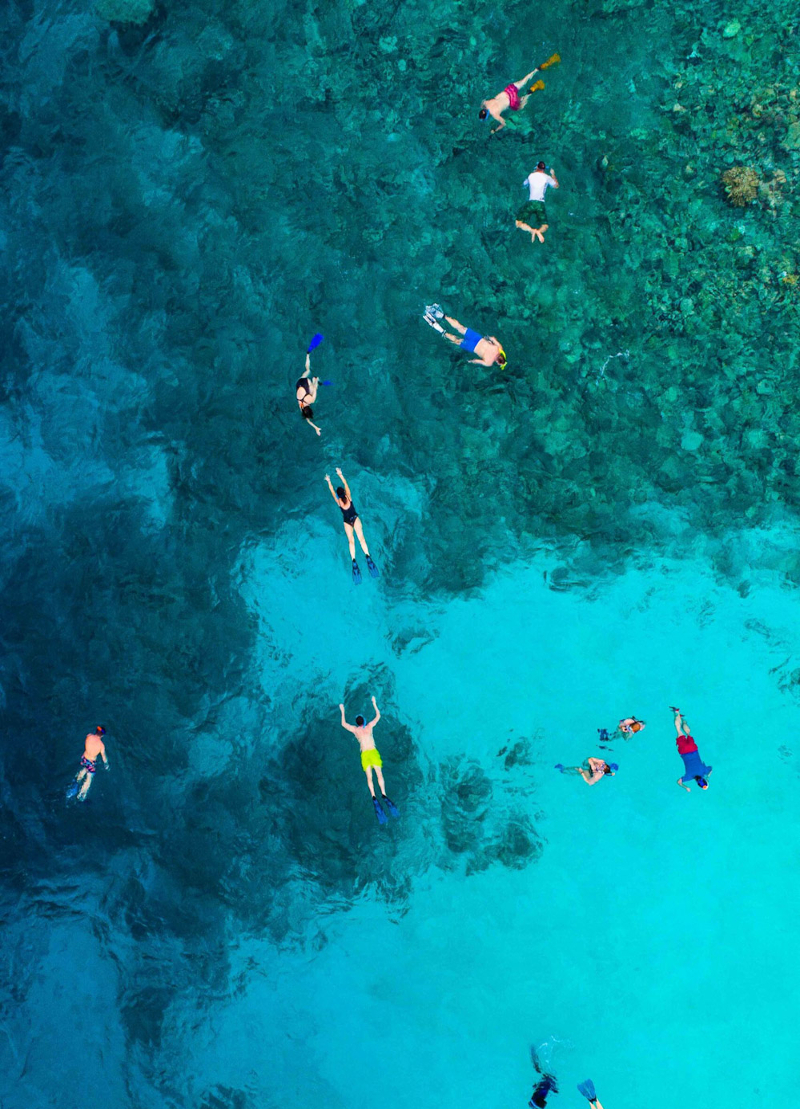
[549,169,559,189]
[339,703,357,734]
[336,467,351,500]
[99,741,109,769]
[369,695,381,726]
[325,474,340,501]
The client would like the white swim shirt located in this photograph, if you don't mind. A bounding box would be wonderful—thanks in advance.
[523,170,557,201]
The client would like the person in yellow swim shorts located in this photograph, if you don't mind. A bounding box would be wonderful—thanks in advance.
[339,696,400,825]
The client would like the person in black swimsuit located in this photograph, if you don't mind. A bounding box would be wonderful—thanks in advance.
[324,467,379,584]
[296,352,321,436]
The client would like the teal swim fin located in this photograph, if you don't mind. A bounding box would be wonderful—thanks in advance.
[577,1079,597,1102]
[352,559,362,585]
[366,555,379,579]
[373,797,387,824]
[382,795,399,818]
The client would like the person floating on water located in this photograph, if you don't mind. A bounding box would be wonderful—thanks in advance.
[67,726,109,801]
[516,162,559,245]
[296,349,322,436]
[325,467,379,585]
[577,1078,604,1109]
[339,696,399,824]
[478,53,560,134]
[555,756,617,785]
[619,716,645,738]
[529,1074,557,1108]
[423,305,506,368]
[672,707,712,792]
[528,1042,559,1108]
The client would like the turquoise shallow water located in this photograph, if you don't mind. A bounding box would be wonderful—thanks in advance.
[2,0,800,1105]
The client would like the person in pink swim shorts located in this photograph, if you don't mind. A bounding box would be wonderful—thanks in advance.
[478,67,545,133]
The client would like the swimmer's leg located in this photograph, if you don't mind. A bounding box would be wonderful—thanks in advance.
[354,518,370,557]
[77,771,93,802]
[364,766,376,798]
[343,522,357,559]
[375,765,386,795]
[513,71,537,90]
[533,223,548,243]
[515,219,538,243]
[444,316,467,335]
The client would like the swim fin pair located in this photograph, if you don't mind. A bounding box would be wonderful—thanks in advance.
[352,557,379,584]
[424,304,446,335]
[373,795,399,824]
[577,1079,597,1102]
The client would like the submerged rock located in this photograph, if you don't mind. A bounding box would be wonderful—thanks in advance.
[95,0,155,24]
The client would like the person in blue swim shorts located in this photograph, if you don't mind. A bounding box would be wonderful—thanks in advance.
[424,306,507,368]
[672,707,713,791]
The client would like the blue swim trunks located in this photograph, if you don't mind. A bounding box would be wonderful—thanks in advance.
[680,749,712,783]
[460,328,481,353]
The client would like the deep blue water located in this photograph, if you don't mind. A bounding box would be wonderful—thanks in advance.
[2,0,800,1106]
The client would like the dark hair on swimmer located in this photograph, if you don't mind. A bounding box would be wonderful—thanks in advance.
[478,108,487,120]
[336,486,346,500]
[96,725,106,735]
[497,351,507,366]
[355,715,365,726]
[301,406,313,420]
[537,160,546,171]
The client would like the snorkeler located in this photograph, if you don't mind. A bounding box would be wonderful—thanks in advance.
[339,697,399,824]
[672,707,713,792]
[67,726,109,801]
[555,757,617,785]
[296,350,322,436]
[423,305,506,368]
[479,52,560,134]
[577,1078,604,1108]
[325,468,379,584]
[516,162,559,245]
[619,716,645,737]
[529,1075,557,1108]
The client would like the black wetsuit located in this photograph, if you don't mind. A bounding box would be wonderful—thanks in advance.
[296,377,312,402]
[340,499,358,526]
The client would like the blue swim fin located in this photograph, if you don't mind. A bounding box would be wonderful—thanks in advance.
[366,555,379,579]
[554,763,565,772]
[577,1079,597,1102]
[382,795,399,818]
[352,559,362,585]
[321,379,333,386]
[373,797,387,824]
[66,780,78,799]
[307,333,324,353]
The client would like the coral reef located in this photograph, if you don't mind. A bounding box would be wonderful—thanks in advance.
[721,165,759,206]
[95,0,155,25]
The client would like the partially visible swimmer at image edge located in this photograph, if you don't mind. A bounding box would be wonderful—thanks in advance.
[529,1074,558,1107]
[66,726,109,801]
[672,707,713,792]
[339,696,399,824]
[324,467,379,584]
[577,1078,605,1108]
[554,756,617,784]
[423,304,506,368]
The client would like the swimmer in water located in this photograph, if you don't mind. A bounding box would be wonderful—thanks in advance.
[555,757,617,784]
[516,162,559,245]
[296,351,321,436]
[529,1075,558,1107]
[424,308,506,367]
[479,67,545,134]
[325,467,379,584]
[619,716,645,738]
[339,697,399,824]
[672,707,713,792]
[70,726,109,801]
